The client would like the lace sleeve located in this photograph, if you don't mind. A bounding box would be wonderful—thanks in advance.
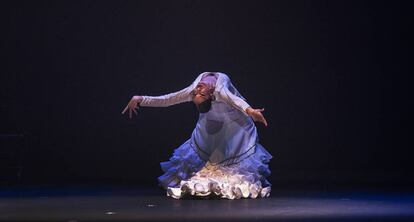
[140,84,194,107]
[138,73,207,107]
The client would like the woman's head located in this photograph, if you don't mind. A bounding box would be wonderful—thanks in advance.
[191,82,215,113]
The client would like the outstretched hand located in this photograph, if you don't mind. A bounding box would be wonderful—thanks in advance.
[246,107,268,127]
[122,96,142,119]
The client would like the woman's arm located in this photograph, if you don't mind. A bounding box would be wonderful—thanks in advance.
[139,72,209,107]
[217,75,268,126]
[218,86,252,116]
[122,73,205,118]
[139,84,194,107]
[121,87,192,119]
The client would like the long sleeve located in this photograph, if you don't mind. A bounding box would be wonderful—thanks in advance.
[138,73,209,107]
[140,84,194,107]
[217,82,252,117]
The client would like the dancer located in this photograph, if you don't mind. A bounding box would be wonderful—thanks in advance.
[122,72,273,199]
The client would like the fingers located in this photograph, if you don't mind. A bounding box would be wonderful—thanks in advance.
[122,98,140,118]
[252,108,267,127]
[257,113,267,127]
[252,108,265,113]
[122,105,128,114]
[257,108,267,126]
[262,117,268,127]
[122,100,133,114]
[128,106,139,118]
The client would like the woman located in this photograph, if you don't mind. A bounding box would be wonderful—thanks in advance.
[122,72,273,199]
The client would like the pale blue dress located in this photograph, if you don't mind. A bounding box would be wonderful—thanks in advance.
[139,72,273,199]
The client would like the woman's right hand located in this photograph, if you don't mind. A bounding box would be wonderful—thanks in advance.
[122,95,143,119]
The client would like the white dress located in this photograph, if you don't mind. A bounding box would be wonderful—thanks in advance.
[139,72,273,199]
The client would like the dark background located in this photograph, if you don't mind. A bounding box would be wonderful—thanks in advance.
[1,0,412,189]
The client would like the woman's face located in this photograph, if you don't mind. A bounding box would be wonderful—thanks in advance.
[191,83,214,105]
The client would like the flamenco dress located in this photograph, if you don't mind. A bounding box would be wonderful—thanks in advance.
[139,72,273,199]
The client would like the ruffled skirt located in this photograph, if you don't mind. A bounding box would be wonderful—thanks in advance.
[158,139,272,199]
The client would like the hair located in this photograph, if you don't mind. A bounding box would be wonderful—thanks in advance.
[197,97,213,113]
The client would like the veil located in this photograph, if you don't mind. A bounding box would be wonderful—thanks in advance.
[216,72,247,101]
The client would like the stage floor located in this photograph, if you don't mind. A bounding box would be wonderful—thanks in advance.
[0,185,413,222]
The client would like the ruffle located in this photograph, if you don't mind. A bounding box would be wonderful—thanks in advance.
[158,139,206,189]
[159,142,273,199]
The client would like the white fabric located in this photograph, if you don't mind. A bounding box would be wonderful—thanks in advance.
[166,161,271,199]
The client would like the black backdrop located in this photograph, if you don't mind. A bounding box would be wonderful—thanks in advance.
[1,0,412,189]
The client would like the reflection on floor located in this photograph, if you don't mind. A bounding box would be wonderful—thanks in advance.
[0,185,413,222]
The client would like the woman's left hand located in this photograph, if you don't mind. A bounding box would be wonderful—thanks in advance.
[246,107,268,127]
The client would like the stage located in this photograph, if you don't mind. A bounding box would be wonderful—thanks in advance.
[1,1,413,221]
[1,186,413,222]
